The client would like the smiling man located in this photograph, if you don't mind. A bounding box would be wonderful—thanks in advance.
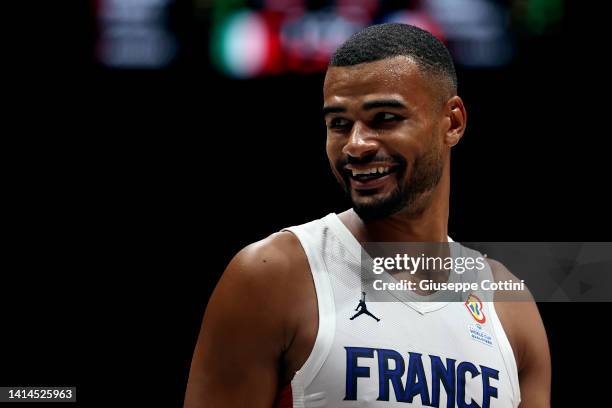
[185,23,550,408]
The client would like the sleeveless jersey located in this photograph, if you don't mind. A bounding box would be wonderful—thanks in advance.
[275,213,520,408]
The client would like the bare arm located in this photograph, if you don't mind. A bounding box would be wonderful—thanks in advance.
[515,301,551,408]
[488,259,551,408]
[184,234,298,408]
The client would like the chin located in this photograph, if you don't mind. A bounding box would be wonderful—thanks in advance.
[352,193,388,207]
[351,193,406,222]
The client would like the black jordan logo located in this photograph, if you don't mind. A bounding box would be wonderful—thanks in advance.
[350,292,380,322]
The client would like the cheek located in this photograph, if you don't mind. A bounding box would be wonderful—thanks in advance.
[387,124,435,158]
[326,135,341,162]
[325,138,346,182]
[387,136,424,162]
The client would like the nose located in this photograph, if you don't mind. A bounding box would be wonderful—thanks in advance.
[342,121,379,159]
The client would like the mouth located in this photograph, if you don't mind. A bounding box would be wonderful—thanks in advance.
[344,163,401,191]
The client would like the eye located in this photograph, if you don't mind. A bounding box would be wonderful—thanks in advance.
[328,117,351,129]
[373,112,401,122]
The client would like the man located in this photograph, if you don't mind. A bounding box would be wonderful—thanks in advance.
[185,23,550,407]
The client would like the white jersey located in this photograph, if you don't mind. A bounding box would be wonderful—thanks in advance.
[277,213,520,408]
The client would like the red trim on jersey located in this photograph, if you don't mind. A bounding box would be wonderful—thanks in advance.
[273,384,292,408]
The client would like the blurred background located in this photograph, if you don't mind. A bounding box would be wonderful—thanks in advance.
[5,0,610,406]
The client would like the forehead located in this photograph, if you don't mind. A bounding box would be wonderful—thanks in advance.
[323,56,434,108]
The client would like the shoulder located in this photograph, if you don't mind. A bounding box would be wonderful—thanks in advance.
[218,231,310,309]
[227,231,305,280]
[203,230,312,348]
[486,258,531,301]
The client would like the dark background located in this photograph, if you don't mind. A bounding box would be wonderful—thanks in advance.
[4,0,610,406]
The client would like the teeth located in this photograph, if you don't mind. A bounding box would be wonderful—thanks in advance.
[351,166,391,176]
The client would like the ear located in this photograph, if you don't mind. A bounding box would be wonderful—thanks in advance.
[443,96,467,147]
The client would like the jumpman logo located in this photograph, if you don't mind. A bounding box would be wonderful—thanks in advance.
[350,292,380,322]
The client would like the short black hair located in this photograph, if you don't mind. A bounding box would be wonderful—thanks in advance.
[329,23,457,96]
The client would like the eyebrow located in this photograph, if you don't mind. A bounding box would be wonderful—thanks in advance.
[363,99,407,110]
[322,99,407,117]
[322,105,346,117]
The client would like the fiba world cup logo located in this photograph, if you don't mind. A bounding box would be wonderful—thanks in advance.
[465,294,486,324]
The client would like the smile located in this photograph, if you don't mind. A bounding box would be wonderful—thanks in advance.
[352,165,393,177]
[345,164,401,190]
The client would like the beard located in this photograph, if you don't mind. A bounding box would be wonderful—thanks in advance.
[339,146,444,222]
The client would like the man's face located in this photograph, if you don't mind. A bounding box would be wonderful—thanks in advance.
[323,56,448,221]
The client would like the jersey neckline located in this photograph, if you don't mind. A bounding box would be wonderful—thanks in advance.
[323,211,459,314]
